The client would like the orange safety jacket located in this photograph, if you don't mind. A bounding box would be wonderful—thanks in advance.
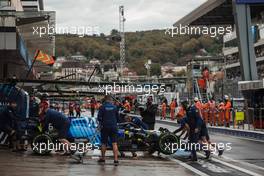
[170,101,176,110]
[195,101,203,118]
[161,102,167,117]
[162,103,167,112]
[124,102,131,112]
[176,106,186,119]
[224,101,232,120]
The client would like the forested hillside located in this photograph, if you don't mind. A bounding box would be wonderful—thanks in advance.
[55,29,222,75]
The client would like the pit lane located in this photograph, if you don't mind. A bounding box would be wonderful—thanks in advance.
[0,114,263,176]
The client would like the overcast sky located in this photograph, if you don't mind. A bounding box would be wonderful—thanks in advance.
[45,0,206,35]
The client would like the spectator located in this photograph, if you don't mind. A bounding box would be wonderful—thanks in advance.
[75,103,81,118]
[90,97,96,117]
[69,102,74,117]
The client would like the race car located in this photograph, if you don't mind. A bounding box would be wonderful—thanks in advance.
[31,116,180,156]
[0,84,180,156]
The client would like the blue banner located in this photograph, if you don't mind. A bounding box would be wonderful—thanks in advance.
[236,0,264,4]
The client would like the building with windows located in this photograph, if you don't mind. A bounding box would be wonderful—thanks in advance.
[161,62,187,78]
[21,0,43,11]
[223,24,264,80]
[60,61,100,82]
[0,0,55,80]
[173,0,264,99]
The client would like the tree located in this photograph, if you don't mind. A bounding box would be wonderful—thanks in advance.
[111,29,119,36]
[55,29,222,75]
[181,38,200,54]
[151,63,161,76]
[100,33,105,38]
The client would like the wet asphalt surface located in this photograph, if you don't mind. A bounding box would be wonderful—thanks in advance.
[0,112,263,176]
[156,123,264,176]
[0,149,198,176]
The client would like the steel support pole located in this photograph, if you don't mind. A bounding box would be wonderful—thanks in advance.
[232,1,258,81]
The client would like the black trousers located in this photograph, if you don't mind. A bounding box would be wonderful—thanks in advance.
[146,123,155,130]
[91,108,95,117]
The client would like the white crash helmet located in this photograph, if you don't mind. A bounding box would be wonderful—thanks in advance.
[194,97,199,102]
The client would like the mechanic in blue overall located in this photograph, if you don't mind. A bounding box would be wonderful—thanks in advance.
[199,119,224,157]
[186,105,203,161]
[39,101,72,155]
[0,100,19,151]
[97,95,119,166]
[173,117,190,140]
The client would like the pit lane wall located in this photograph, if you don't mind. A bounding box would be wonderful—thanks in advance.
[156,118,264,141]
[127,113,264,141]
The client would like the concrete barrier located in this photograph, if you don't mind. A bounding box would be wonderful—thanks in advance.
[156,119,264,141]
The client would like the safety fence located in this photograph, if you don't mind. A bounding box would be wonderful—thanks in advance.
[202,108,263,131]
[157,107,264,131]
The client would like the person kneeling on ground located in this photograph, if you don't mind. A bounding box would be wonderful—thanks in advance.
[97,95,119,166]
[173,117,189,140]
[39,102,73,156]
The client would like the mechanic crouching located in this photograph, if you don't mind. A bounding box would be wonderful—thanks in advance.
[39,102,72,155]
[0,100,20,151]
[97,95,119,166]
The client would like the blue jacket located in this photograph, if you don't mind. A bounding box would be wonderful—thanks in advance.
[97,102,119,128]
[186,105,203,132]
[44,109,68,131]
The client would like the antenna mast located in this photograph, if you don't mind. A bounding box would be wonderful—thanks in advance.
[119,5,125,80]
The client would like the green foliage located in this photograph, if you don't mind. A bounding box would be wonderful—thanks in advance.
[55,30,222,75]
[151,63,161,76]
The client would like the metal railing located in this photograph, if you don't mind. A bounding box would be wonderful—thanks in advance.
[201,107,263,131]
[157,106,264,132]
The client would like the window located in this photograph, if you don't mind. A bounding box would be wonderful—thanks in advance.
[0,0,11,7]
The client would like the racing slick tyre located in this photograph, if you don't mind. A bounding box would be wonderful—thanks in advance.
[146,133,159,155]
[31,134,53,155]
[148,147,156,155]
[158,133,180,155]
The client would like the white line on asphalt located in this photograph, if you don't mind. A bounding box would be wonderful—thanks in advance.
[215,154,264,172]
[165,156,210,176]
[212,157,263,176]
[157,120,264,143]
[226,135,264,143]
[205,155,263,176]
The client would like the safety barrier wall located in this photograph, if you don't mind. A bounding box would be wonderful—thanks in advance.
[200,108,263,131]
[156,106,264,132]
